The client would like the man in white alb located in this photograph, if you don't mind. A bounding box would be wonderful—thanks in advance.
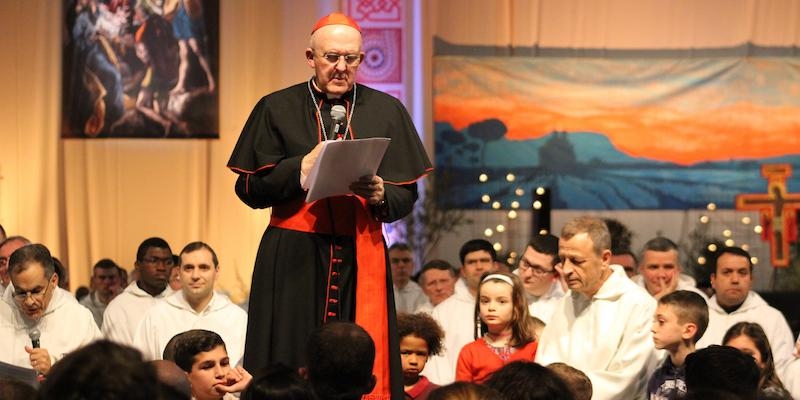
[134,241,248,366]
[537,216,658,400]
[424,239,499,385]
[102,237,175,345]
[389,243,426,314]
[0,244,101,376]
[696,246,794,382]
[516,233,564,324]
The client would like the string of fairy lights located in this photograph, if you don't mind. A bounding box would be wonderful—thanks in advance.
[477,173,764,268]
[697,202,762,267]
[478,172,549,266]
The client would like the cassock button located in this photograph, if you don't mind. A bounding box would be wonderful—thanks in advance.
[329,299,338,304]
[327,312,337,317]
[330,285,339,290]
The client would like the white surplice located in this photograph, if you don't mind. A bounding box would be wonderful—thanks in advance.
[537,265,659,400]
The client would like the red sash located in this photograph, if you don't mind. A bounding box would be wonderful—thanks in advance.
[270,196,391,400]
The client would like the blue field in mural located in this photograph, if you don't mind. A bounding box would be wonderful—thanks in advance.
[435,123,800,209]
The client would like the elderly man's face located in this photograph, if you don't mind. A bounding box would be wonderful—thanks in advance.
[11,262,57,322]
[559,232,612,298]
[0,239,27,286]
[306,25,363,97]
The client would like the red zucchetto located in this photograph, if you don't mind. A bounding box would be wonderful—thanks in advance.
[311,12,361,34]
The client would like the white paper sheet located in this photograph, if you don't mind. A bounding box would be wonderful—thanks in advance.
[305,138,391,203]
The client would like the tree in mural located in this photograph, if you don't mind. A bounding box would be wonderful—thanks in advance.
[466,118,507,167]
[539,131,576,173]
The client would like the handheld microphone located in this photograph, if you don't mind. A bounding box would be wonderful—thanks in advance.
[329,105,346,140]
[29,328,41,348]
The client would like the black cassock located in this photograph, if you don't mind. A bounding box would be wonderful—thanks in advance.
[227,80,431,399]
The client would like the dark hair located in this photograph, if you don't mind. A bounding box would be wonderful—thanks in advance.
[642,236,679,252]
[397,313,445,356]
[242,363,317,400]
[9,243,54,278]
[306,322,375,400]
[93,258,120,271]
[603,218,633,254]
[136,237,171,262]
[428,382,505,400]
[659,290,709,343]
[52,257,69,289]
[561,216,611,255]
[388,242,411,252]
[418,259,457,283]
[485,361,573,400]
[179,241,219,267]
[476,272,535,347]
[459,239,497,265]
[685,345,760,400]
[166,329,227,372]
[0,377,37,400]
[527,234,559,267]
[75,285,90,301]
[0,224,6,240]
[38,340,159,400]
[722,322,787,393]
[713,246,753,274]
[547,363,593,400]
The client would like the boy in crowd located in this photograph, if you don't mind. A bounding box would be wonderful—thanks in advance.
[648,290,709,400]
[397,313,445,399]
[168,329,251,400]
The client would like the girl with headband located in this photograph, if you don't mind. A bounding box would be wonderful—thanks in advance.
[455,272,538,383]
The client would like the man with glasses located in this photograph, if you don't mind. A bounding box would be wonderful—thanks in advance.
[227,12,431,399]
[0,236,31,295]
[79,258,123,327]
[516,233,564,324]
[103,237,175,346]
[0,243,101,376]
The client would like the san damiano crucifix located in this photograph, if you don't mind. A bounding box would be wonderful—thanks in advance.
[735,164,800,268]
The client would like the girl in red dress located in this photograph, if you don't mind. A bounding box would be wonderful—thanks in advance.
[455,272,538,383]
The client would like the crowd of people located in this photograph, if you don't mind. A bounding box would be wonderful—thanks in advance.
[1,213,799,399]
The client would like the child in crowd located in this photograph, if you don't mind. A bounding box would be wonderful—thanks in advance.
[547,362,593,400]
[397,313,445,400]
[455,272,537,383]
[168,329,252,400]
[648,290,708,400]
[723,322,792,399]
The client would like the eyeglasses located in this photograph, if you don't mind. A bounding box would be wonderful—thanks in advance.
[518,259,555,276]
[318,52,361,66]
[12,278,53,303]
[142,257,175,267]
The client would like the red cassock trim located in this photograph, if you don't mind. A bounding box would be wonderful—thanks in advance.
[270,196,391,400]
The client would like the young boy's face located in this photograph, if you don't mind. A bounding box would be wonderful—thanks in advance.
[187,344,231,400]
[400,334,430,380]
[651,304,687,351]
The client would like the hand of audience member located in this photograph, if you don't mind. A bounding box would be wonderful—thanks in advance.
[652,276,679,301]
[25,345,52,376]
[214,365,252,394]
[349,175,385,205]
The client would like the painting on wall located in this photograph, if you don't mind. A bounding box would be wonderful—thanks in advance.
[61,0,219,139]
[433,49,800,210]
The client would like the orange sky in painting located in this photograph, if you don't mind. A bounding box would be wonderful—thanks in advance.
[435,96,800,166]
